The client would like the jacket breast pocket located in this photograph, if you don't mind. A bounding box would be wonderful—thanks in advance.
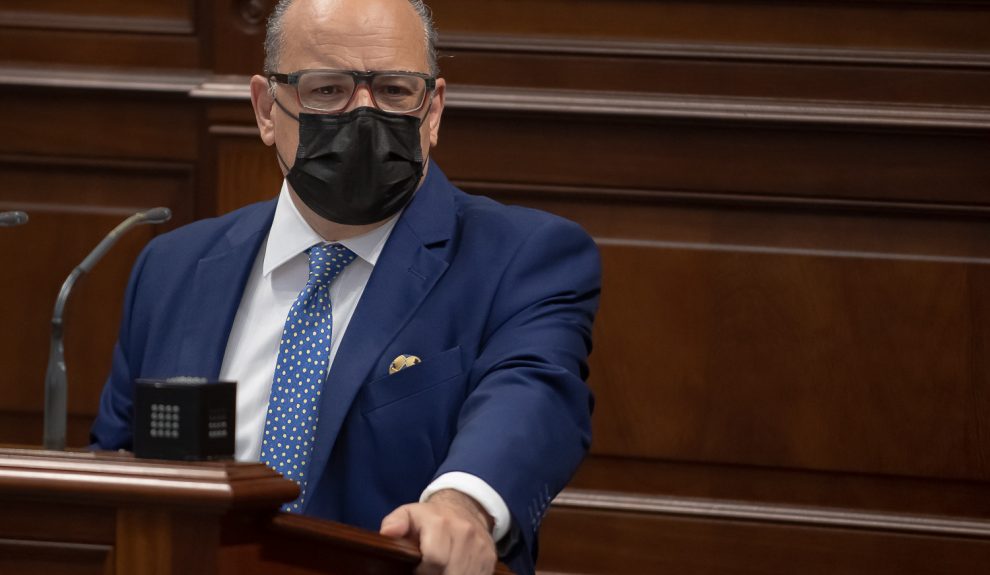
[359,346,464,414]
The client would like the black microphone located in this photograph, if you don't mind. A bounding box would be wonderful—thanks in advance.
[0,211,28,227]
[43,207,172,450]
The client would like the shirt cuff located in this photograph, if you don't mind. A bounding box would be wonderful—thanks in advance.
[420,472,511,542]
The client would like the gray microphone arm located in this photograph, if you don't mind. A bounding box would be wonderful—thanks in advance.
[0,211,28,227]
[43,207,172,450]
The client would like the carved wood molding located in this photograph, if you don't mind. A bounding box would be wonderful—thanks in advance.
[0,153,194,174]
[591,237,990,266]
[0,154,196,218]
[3,66,988,130]
[0,65,206,94]
[0,11,193,35]
[453,180,990,219]
[444,85,990,129]
[190,75,990,130]
[190,76,256,99]
[0,538,112,553]
[438,32,990,70]
[553,488,990,538]
[0,447,298,509]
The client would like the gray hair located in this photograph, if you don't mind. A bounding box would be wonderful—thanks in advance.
[263,0,439,77]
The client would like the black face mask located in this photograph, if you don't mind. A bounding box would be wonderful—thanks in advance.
[276,104,425,225]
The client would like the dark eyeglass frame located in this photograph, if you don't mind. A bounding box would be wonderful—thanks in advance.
[268,69,437,114]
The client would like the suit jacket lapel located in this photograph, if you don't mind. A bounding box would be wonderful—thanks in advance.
[306,163,456,497]
[176,202,276,378]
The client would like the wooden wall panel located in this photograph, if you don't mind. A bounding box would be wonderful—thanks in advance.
[0,0,202,69]
[588,242,990,479]
[1,0,193,20]
[0,500,116,544]
[208,126,282,215]
[462,182,990,257]
[0,157,193,447]
[209,0,990,106]
[1,0,990,572]
[209,0,990,76]
[0,30,202,69]
[435,107,990,205]
[568,457,990,518]
[427,86,989,568]
[429,0,990,52]
[0,91,199,162]
[0,541,111,575]
[538,502,990,575]
[0,88,197,447]
[438,45,990,106]
[437,105,990,487]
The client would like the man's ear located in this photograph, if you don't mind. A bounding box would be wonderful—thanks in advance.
[427,78,446,148]
[250,75,277,146]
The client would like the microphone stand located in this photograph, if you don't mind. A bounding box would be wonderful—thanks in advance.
[43,207,171,450]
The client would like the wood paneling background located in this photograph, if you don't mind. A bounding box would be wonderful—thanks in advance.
[1,0,989,572]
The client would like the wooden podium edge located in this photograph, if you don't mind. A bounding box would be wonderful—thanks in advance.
[0,446,298,509]
[270,514,515,574]
[0,446,515,574]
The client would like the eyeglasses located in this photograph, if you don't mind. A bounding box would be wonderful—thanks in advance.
[269,69,437,114]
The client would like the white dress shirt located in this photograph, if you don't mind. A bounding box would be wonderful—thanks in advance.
[220,182,509,540]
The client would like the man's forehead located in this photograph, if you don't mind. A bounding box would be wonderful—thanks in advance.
[280,0,428,71]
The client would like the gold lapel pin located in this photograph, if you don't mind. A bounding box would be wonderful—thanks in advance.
[389,354,422,375]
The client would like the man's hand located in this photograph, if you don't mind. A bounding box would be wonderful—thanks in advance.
[380,489,497,575]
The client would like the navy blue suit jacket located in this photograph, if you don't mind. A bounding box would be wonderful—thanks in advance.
[90,162,600,574]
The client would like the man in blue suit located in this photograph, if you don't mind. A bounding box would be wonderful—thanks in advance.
[90,0,600,573]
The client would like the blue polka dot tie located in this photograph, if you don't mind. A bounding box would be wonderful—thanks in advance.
[261,243,357,512]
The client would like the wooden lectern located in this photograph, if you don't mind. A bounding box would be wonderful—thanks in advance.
[0,447,512,574]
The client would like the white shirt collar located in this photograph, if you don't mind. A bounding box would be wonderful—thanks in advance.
[262,180,400,277]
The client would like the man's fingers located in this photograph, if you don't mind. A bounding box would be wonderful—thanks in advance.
[424,490,497,574]
[383,498,497,574]
[414,511,452,575]
[443,513,483,575]
[380,505,413,538]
